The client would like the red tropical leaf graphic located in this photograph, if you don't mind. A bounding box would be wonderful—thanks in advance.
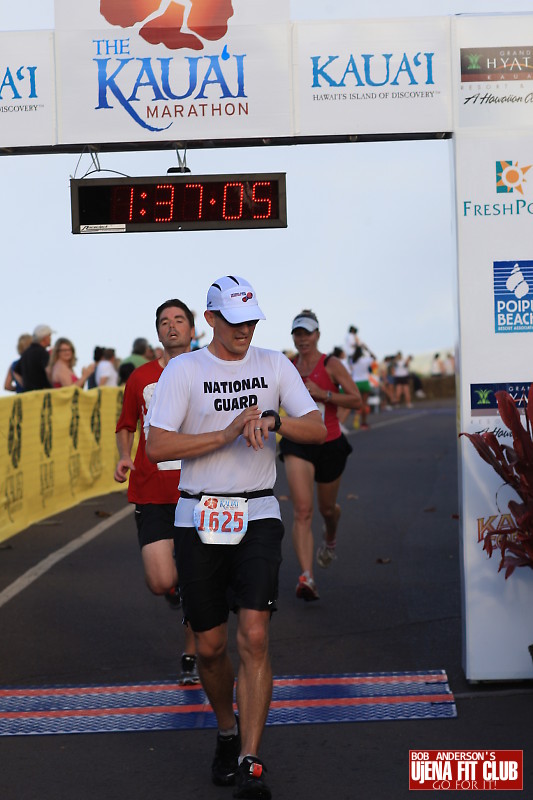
[460,384,533,578]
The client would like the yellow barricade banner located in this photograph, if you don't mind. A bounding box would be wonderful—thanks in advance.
[0,387,126,544]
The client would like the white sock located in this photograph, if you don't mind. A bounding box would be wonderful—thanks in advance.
[219,719,238,738]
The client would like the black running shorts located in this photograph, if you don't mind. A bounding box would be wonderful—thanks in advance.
[173,518,284,633]
[134,503,176,549]
[278,433,353,483]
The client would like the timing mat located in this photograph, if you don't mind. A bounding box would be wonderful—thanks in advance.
[0,670,456,736]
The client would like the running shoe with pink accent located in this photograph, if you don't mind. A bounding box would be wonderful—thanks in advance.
[295,574,320,601]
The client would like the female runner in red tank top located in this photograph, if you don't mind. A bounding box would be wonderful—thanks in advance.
[279,310,362,601]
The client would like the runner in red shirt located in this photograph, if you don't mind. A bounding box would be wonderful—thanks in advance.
[114,298,199,684]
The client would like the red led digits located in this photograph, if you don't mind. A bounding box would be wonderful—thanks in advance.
[154,184,174,222]
[252,182,272,219]
[128,187,134,222]
[222,182,244,220]
[185,183,204,219]
[127,187,150,220]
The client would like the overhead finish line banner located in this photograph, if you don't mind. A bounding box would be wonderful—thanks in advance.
[0,3,455,150]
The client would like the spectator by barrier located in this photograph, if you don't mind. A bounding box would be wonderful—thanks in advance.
[0,386,130,544]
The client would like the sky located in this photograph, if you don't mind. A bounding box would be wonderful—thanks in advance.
[1,0,532,386]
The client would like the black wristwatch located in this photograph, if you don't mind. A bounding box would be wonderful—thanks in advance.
[261,409,282,432]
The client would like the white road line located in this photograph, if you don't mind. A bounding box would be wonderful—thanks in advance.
[0,504,133,609]
[347,411,429,436]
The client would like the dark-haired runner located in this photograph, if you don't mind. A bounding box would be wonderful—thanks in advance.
[115,299,199,684]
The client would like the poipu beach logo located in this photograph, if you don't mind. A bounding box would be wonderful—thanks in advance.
[493,260,533,333]
[496,160,531,195]
[99,0,234,51]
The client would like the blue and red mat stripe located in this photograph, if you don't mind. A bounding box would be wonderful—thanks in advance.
[0,670,456,736]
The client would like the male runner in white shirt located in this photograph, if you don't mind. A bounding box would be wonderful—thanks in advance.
[146,275,326,800]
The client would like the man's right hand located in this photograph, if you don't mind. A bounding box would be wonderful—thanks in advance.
[114,457,135,483]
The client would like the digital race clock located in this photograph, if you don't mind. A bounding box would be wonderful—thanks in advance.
[70,173,287,233]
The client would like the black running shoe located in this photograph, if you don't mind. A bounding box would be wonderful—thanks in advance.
[233,756,271,799]
[211,717,241,786]
[179,654,200,686]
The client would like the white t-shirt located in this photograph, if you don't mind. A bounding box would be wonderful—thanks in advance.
[350,355,373,383]
[95,360,118,387]
[393,359,410,378]
[148,345,317,526]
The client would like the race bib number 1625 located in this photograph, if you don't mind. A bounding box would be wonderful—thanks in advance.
[193,495,248,545]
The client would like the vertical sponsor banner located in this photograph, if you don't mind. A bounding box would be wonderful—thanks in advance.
[54,0,292,145]
[453,14,533,131]
[455,129,533,679]
[0,388,126,544]
[294,17,452,136]
[0,31,56,148]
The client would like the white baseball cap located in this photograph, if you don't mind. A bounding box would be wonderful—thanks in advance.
[206,276,266,324]
[291,311,319,333]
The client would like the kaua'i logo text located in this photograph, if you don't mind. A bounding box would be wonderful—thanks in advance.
[69,389,80,450]
[94,0,247,133]
[496,160,531,195]
[8,399,23,469]
[40,393,53,458]
[100,0,234,51]
[91,391,102,446]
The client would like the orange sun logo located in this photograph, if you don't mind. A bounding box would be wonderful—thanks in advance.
[100,0,234,51]
[496,160,531,196]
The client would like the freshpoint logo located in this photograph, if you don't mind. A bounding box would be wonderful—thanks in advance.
[494,260,533,333]
[463,160,533,218]
[496,160,531,194]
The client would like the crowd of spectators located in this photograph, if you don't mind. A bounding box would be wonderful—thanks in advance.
[3,319,455,400]
[3,327,158,394]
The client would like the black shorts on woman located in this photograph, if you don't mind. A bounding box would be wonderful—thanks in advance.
[173,518,284,633]
[279,433,352,483]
